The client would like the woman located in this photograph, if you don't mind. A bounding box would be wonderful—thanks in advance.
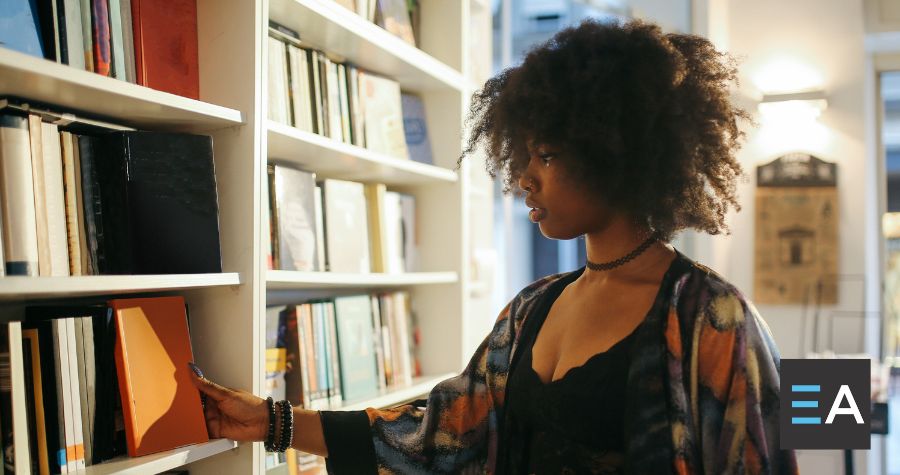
[189,19,799,474]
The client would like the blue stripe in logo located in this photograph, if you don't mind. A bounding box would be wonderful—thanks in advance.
[792,417,822,424]
[791,400,818,408]
[791,384,820,392]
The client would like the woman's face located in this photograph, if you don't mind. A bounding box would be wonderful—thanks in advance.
[517,142,618,240]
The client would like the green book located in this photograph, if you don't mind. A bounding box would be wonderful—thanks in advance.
[333,295,378,402]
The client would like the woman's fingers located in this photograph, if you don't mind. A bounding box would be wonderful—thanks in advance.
[187,363,232,402]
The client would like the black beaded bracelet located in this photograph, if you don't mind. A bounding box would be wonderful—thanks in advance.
[263,396,277,451]
[276,400,293,452]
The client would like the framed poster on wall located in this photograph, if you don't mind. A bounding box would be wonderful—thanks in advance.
[754,153,839,305]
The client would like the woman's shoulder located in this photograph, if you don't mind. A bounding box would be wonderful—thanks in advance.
[672,252,755,329]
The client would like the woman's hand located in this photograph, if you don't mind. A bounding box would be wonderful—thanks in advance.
[188,362,269,442]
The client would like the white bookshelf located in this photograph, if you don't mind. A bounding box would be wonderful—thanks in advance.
[0,0,490,474]
[267,271,458,289]
[0,273,242,300]
[81,439,239,475]
[268,120,458,185]
[0,48,243,132]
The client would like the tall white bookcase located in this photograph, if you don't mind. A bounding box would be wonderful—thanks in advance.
[0,0,492,473]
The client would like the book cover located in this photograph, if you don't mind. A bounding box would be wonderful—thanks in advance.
[78,131,222,274]
[267,36,291,125]
[21,329,49,475]
[78,0,93,71]
[64,318,85,469]
[60,131,83,276]
[273,164,318,272]
[287,44,313,133]
[109,296,208,457]
[91,0,111,76]
[364,183,388,273]
[0,114,39,276]
[0,0,46,59]
[61,0,85,70]
[358,71,409,159]
[130,0,199,98]
[75,133,104,274]
[398,193,417,272]
[107,0,126,80]
[374,0,415,45]
[28,115,52,276]
[390,292,412,386]
[333,295,378,402]
[40,122,70,276]
[400,93,433,165]
[322,178,370,273]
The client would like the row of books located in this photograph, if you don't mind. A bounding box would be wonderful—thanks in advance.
[1,296,207,474]
[267,23,434,165]
[265,291,421,412]
[1,0,200,99]
[0,100,222,276]
[267,163,418,274]
[331,0,422,47]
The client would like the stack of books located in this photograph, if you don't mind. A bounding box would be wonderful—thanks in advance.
[266,163,418,274]
[330,0,421,47]
[0,99,223,276]
[1,296,207,473]
[267,22,434,165]
[0,0,201,99]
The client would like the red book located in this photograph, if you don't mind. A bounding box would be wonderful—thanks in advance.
[131,0,200,99]
[92,0,112,76]
[110,296,209,456]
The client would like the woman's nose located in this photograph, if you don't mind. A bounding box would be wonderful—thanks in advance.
[518,172,535,193]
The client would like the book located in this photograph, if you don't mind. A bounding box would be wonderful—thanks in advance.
[322,179,370,273]
[398,193,417,272]
[271,164,319,272]
[107,0,127,80]
[369,294,386,390]
[287,44,314,133]
[6,322,33,472]
[400,93,433,165]
[323,301,342,407]
[347,66,363,148]
[64,318,85,469]
[333,296,378,401]
[0,0,47,59]
[59,131,82,275]
[337,63,352,144]
[61,0,86,70]
[364,183,388,273]
[357,71,408,159]
[71,135,90,275]
[52,318,75,472]
[268,35,291,125]
[28,115,52,276]
[39,121,70,276]
[109,296,208,457]
[374,0,415,45]
[0,113,39,276]
[313,185,326,272]
[383,191,404,273]
[78,0,93,71]
[325,57,343,142]
[118,0,135,82]
[73,317,94,468]
[130,0,200,99]
[21,329,49,475]
[310,51,326,136]
[77,131,222,274]
[91,0,111,76]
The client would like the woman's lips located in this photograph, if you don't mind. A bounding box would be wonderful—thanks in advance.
[529,207,546,222]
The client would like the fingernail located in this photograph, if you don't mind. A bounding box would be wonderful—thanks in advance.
[188,362,204,378]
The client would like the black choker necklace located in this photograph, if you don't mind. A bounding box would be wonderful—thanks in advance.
[586,232,659,272]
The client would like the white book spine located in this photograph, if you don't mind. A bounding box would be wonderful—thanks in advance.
[63,0,86,70]
[8,322,33,472]
[41,123,70,276]
[56,319,76,472]
[392,292,413,386]
[287,45,312,133]
[78,0,93,71]
[81,317,96,465]
[326,59,343,142]
[313,186,326,272]
[0,114,39,276]
[370,294,386,391]
[267,37,290,125]
[107,0,127,81]
[65,318,85,469]
[29,115,52,277]
[52,320,69,473]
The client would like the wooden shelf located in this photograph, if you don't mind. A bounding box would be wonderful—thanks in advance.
[0,48,243,132]
[268,0,464,92]
[267,121,458,185]
[0,273,242,301]
[81,439,239,475]
[337,373,454,411]
[267,271,457,290]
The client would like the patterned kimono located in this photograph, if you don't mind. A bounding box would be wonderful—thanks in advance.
[320,250,799,474]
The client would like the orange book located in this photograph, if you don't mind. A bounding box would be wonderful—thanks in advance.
[131,0,199,99]
[109,296,208,457]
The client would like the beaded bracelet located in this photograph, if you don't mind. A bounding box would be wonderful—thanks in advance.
[263,396,277,451]
[276,399,294,452]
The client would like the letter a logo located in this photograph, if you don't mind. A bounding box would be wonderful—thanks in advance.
[826,385,864,424]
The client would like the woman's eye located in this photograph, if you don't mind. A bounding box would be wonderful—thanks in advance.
[538,153,554,163]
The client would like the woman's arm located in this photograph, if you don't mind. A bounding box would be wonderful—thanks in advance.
[188,365,328,455]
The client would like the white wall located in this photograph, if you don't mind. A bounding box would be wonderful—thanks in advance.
[690,0,884,473]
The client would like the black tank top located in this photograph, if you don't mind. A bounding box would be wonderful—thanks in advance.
[505,267,638,474]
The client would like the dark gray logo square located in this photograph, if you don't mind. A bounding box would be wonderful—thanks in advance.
[780,358,870,449]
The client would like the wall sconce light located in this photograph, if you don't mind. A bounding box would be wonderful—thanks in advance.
[757,90,828,123]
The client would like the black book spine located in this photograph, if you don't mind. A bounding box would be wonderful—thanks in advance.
[94,134,134,274]
[77,135,104,275]
[55,0,68,64]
